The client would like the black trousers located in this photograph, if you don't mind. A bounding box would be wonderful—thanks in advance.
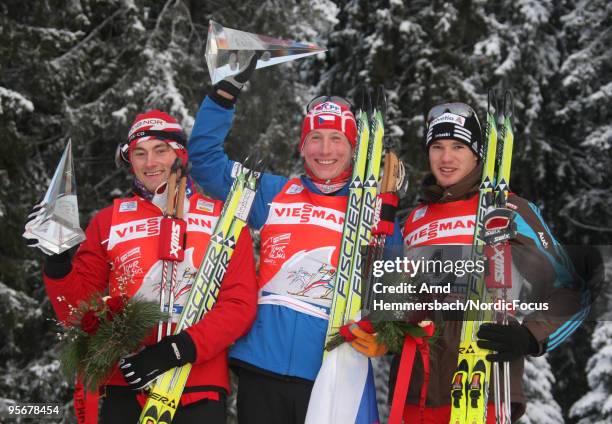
[99,386,226,424]
[236,367,314,424]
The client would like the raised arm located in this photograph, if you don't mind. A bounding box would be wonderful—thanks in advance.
[188,81,289,230]
[188,96,239,202]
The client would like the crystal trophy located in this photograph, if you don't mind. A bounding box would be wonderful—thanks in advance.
[23,139,85,255]
[205,20,326,84]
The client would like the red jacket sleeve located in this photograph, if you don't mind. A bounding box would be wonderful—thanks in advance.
[185,226,258,364]
[43,206,113,323]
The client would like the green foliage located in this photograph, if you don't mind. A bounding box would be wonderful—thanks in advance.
[59,295,165,392]
[374,320,432,354]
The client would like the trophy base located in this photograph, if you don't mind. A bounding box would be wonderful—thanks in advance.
[25,216,85,255]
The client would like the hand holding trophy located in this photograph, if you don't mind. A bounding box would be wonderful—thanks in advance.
[23,139,85,255]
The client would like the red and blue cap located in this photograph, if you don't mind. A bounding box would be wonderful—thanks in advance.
[299,99,357,151]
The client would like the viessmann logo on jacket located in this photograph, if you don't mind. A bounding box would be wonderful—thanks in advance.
[404,215,475,245]
[108,213,217,249]
[267,202,345,232]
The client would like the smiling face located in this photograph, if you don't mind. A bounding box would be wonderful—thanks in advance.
[301,129,353,181]
[428,139,478,188]
[130,139,178,192]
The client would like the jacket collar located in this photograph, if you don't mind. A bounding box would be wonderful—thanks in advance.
[420,164,482,203]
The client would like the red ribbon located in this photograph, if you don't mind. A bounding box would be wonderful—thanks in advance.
[74,376,99,424]
[388,323,435,424]
[338,319,377,342]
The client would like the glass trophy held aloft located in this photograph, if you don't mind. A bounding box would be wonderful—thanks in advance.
[205,20,326,84]
[23,139,85,255]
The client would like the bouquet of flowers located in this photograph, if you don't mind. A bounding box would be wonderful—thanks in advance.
[370,319,436,353]
[326,273,439,353]
[58,294,165,391]
[325,317,436,354]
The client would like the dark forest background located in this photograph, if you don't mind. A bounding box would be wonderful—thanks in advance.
[1,1,610,422]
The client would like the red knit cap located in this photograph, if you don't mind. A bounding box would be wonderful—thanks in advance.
[117,110,188,167]
[299,101,357,151]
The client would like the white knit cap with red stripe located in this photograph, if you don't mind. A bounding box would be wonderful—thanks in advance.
[299,101,357,151]
[122,110,188,166]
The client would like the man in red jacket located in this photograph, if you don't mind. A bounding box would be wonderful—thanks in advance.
[29,110,258,423]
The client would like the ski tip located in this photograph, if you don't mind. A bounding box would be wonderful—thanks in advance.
[254,156,267,173]
[365,88,373,116]
[503,90,514,119]
[376,85,387,117]
[487,89,498,115]
[353,85,366,113]
[242,154,253,170]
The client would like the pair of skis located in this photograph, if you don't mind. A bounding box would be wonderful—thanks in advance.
[325,87,385,348]
[449,90,515,424]
[139,163,260,424]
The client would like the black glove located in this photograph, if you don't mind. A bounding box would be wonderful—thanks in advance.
[209,51,262,108]
[476,322,539,362]
[43,249,73,278]
[119,332,196,390]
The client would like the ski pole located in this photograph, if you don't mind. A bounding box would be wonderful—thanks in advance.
[158,161,180,341]
[166,167,188,336]
[500,91,515,423]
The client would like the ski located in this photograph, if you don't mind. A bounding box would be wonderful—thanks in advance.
[325,97,370,347]
[450,90,501,424]
[343,91,385,324]
[489,91,515,424]
[138,165,259,424]
[325,88,387,345]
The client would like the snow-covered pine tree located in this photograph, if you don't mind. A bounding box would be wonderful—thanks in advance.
[570,321,612,423]
[318,0,608,420]
[1,0,336,421]
[518,355,564,424]
[546,1,612,419]
[551,0,612,243]
[569,248,612,424]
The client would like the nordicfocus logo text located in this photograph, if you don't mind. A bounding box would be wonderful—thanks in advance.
[405,216,475,245]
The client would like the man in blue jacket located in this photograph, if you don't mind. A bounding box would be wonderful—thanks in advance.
[188,61,402,423]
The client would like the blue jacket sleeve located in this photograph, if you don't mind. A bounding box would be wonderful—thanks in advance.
[510,195,590,353]
[188,96,288,229]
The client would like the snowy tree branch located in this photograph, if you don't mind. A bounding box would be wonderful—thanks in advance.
[561,212,612,232]
[50,7,127,68]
